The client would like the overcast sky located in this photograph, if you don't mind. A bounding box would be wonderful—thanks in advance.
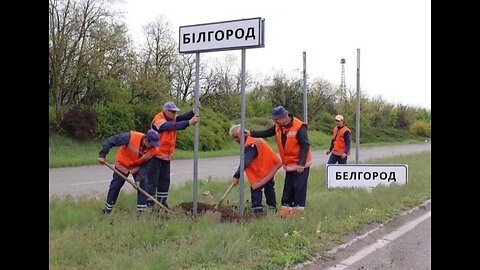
[116,0,431,109]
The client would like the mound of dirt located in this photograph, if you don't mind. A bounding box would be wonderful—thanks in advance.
[177,202,260,222]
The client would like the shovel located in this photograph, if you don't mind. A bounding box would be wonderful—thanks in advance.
[204,182,235,221]
[103,162,172,213]
[214,182,235,210]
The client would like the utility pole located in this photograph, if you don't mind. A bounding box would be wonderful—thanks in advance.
[302,51,308,123]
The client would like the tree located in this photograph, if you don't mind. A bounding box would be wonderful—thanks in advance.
[265,72,303,118]
[49,0,127,121]
[359,96,397,128]
[129,16,176,104]
[307,78,337,121]
[142,16,176,76]
[75,22,135,106]
[199,55,252,118]
[171,53,196,102]
[394,105,417,130]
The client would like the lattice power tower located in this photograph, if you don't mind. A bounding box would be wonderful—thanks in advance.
[340,58,346,93]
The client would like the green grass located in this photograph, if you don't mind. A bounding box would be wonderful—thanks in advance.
[49,135,115,167]
[49,131,427,168]
[49,131,332,168]
[50,152,431,269]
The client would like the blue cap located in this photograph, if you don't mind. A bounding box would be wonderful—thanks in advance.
[145,129,160,147]
[163,101,180,112]
[271,106,288,120]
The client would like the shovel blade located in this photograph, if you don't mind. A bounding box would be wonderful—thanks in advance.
[204,210,222,221]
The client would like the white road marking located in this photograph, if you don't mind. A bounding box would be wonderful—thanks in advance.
[327,226,383,255]
[70,180,112,186]
[69,173,175,186]
[326,211,431,270]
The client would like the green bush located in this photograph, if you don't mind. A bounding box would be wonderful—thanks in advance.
[353,127,418,143]
[201,93,241,120]
[132,103,158,132]
[244,117,274,130]
[245,98,272,118]
[310,112,335,134]
[308,130,331,148]
[94,103,135,139]
[176,108,231,151]
[409,120,431,137]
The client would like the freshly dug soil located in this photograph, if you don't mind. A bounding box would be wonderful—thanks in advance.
[176,202,261,222]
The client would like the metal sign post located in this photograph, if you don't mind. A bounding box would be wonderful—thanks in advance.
[192,52,200,214]
[302,51,308,124]
[179,18,265,216]
[239,49,246,215]
[355,49,361,164]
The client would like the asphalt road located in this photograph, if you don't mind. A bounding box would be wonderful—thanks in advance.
[343,214,431,270]
[297,201,431,270]
[49,142,430,198]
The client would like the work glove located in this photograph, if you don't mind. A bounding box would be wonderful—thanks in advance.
[98,157,105,164]
[189,115,200,125]
[231,177,239,187]
[296,165,305,173]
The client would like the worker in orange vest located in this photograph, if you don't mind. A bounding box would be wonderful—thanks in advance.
[326,115,351,164]
[229,124,282,215]
[147,101,200,210]
[246,106,312,217]
[98,129,160,215]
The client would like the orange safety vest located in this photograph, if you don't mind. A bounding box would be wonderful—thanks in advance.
[331,126,351,156]
[244,136,283,190]
[275,117,312,172]
[115,131,157,174]
[151,112,176,160]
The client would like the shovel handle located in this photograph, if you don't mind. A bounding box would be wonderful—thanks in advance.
[103,162,171,213]
[215,182,235,209]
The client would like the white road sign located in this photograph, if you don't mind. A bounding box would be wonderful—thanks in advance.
[179,17,265,53]
[326,164,408,188]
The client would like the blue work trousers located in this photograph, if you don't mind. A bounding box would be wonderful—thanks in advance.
[146,157,171,204]
[281,168,310,208]
[251,179,277,213]
[327,154,348,164]
[105,164,148,210]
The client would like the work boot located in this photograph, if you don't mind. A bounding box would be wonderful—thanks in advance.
[146,200,157,213]
[291,207,305,218]
[136,209,144,220]
[267,205,278,214]
[146,200,154,208]
[159,198,170,210]
[279,206,295,218]
[253,211,265,218]
[162,202,170,209]
[279,206,289,218]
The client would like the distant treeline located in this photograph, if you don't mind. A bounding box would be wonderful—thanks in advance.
[49,0,431,147]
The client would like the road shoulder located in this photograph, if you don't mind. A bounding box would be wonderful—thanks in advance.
[295,199,432,269]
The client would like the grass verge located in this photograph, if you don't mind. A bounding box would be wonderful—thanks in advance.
[50,152,430,269]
